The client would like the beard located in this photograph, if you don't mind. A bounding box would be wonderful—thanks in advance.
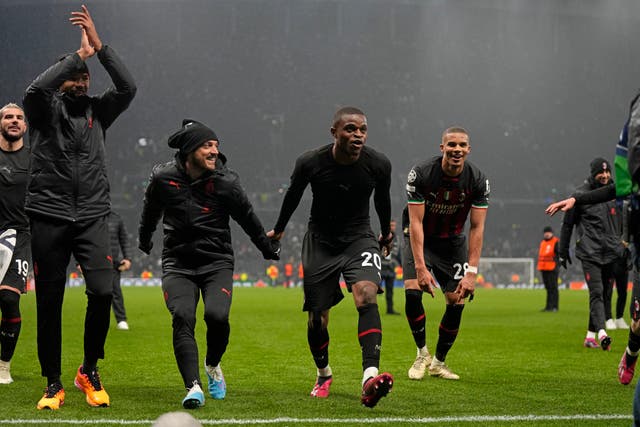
[1,129,22,143]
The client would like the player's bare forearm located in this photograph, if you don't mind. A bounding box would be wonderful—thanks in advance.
[408,204,427,268]
[467,207,487,268]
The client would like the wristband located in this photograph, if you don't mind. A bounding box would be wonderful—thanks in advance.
[465,265,478,274]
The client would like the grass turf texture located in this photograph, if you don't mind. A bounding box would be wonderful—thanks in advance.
[0,286,634,426]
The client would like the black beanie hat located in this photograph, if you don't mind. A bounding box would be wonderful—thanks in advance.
[168,119,219,154]
[590,157,611,178]
[543,226,553,233]
[58,53,89,75]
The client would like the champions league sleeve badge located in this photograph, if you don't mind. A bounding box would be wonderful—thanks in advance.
[407,169,417,183]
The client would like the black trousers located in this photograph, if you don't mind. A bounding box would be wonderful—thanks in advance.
[163,268,233,389]
[30,215,113,379]
[581,259,615,332]
[604,257,629,320]
[111,268,127,322]
[381,271,395,313]
[541,269,559,310]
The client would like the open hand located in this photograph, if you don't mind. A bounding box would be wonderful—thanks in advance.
[70,5,102,58]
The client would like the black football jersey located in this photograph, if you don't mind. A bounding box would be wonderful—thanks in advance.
[0,145,29,231]
[406,156,489,238]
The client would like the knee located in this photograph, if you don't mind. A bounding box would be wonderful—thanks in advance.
[84,269,114,298]
[87,288,113,300]
[353,282,378,306]
[171,305,197,328]
[0,289,19,312]
[204,306,229,325]
[308,311,328,330]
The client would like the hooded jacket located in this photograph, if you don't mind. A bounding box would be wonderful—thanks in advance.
[560,176,625,264]
[23,47,136,221]
[138,154,275,274]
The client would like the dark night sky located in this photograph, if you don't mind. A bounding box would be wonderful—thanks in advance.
[3,0,639,266]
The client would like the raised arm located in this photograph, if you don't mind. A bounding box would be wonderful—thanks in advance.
[23,54,86,126]
[545,184,615,216]
[72,5,136,128]
[69,5,102,59]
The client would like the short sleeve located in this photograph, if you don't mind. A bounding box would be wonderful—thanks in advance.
[472,173,490,208]
[406,166,425,205]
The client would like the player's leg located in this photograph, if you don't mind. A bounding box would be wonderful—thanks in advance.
[549,269,559,311]
[614,258,629,328]
[619,268,640,384]
[30,217,71,410]
[401,233,431,380]
[73,216,114,407]
[582,260,611,350]
[541,270,557,311]
[0,231,30,384]
[301,231,342,398]
[541,270,552,311]
[604,268,616,330]
[382,272,397,314]
[0,289,20,384]
[201,267,233,400]
[344,238,393,408]
[162,272,204,408]
[111,269,128,329]
[308,309,332,397]
[428,237,468,380]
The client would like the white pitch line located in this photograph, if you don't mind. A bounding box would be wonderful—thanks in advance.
[0,414,633,425]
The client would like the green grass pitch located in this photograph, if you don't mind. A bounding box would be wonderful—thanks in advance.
[0,286,635,426]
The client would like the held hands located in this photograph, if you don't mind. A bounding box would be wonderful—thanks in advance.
[263,239,281,261]
[266,229,284,241]
[378,232,395,257]
[415,265,436,298]
[255,234,281,261]
[70,5,102,59]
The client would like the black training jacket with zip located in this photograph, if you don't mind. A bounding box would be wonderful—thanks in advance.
[139,155,274,275]
[23,47,136,222]
[560,177,626,265]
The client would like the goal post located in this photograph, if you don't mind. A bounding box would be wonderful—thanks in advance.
[478,257,535,288]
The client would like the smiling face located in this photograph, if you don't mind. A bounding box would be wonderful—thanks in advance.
[186,140,219,179]
[440,130,470,176]
[594,169,611,186]
[59,72,90,97]
[0,106,27,145]
[331,113,367,164]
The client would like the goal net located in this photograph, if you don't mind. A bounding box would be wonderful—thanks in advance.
[478,257,535,288]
